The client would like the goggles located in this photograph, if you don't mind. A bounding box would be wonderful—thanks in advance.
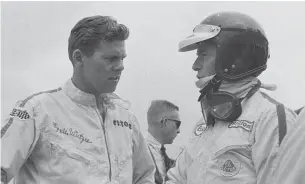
[200,81,261,122]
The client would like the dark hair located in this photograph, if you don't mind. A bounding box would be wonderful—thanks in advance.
[68,15,129,63]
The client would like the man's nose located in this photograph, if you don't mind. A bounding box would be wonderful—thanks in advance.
[192,57,202,71]
[114,60,124,71]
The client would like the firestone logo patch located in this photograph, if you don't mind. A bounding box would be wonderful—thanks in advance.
[228,120,254,132]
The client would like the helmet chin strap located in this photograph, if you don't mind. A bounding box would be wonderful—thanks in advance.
[198,75,223,127]
[198,75,223,101]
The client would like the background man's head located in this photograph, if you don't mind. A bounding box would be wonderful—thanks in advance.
[147,100,181,145]
[68,15,129,95]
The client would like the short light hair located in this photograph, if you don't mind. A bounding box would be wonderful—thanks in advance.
[147,100,179,125]
[68,15,130,64]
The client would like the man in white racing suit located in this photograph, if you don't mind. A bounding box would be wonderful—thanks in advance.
[1,15,155,184]
[165,11,296,184]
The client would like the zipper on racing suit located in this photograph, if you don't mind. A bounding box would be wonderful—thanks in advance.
[95,104,112,181]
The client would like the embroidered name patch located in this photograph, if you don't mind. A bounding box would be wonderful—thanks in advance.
[53,122,92,144]
[218,157,241,177]
[228,120,254,132]
[194,123,207,136]
[10,108,30,120]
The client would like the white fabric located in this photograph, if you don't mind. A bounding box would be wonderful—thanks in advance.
[1,79,155,184]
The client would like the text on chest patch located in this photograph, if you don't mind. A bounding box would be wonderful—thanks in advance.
[113,120,132,129]
[228,120,254,132]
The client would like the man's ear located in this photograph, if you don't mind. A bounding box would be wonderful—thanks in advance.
[160,123,165,128]
[72,49,84,65]
[159,119,167,128]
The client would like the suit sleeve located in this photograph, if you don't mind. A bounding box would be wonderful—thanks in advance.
[272,108,305,184]
[252,106,296,184]
[165,146,191,184]
[1,100,40,183]
[165,117,206,184]
[131,115,155,184]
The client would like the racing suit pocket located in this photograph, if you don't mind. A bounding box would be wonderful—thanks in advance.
[209,146,256,184]
[209,127,256,183]
[34,139,82,176]
[64,146,109,176]
[35,138,108,178]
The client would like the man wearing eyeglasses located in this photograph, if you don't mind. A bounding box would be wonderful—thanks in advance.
[146,100,181,184]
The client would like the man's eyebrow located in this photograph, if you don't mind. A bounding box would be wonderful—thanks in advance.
[103,52,127,58]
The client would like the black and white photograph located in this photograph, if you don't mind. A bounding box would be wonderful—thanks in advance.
[1,1,305,184]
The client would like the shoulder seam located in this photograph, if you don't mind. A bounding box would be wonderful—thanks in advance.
[19,87,62,107]
[260,91,280,105]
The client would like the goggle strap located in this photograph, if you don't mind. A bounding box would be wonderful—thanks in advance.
[207,113,216,127]
[198,75,223,101]
[245,80,261,99]
[212,80,222,93]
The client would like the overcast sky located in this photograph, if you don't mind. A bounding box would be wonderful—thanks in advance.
[1,1,305,155]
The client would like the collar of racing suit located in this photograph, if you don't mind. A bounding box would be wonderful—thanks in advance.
[62,79,130,109]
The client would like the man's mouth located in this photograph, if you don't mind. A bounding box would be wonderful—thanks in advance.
[109,76,120,82]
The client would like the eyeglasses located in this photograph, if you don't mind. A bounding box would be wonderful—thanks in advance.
[161,117,181,129]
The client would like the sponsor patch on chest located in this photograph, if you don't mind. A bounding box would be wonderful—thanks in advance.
[113,120,132,129]
[218,156,241,177]
[194,123,207,136]
[228,120,254,132]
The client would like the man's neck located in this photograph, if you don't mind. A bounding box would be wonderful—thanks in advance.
[148,128,164,145]
[71,73,100,96]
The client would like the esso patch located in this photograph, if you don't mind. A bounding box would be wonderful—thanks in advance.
[194,124,207,136]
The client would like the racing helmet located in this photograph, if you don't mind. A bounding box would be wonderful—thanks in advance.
[179,11,270,81]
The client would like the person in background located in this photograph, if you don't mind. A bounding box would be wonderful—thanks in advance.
[146,100,181,184]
